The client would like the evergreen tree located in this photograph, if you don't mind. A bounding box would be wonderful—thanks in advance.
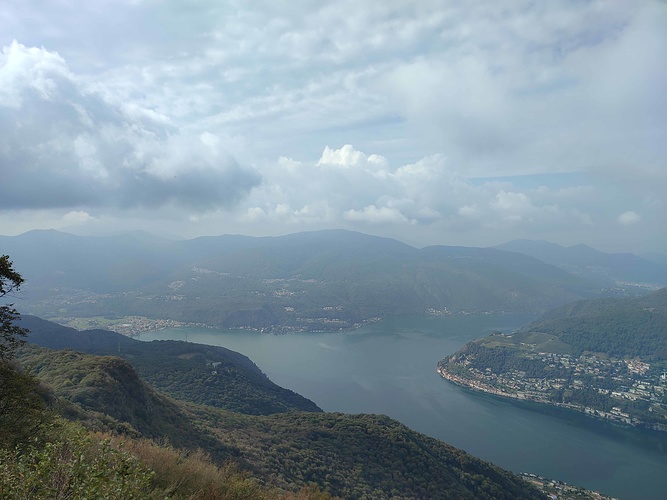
[0,255,28,360]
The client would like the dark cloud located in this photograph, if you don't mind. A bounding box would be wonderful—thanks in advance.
[0,42,259,211]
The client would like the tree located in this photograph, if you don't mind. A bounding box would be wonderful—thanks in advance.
[0,360,52,448]
[0,255,51,448]
[0,255,28,360]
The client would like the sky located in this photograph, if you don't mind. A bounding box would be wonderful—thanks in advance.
[0,0,665,254]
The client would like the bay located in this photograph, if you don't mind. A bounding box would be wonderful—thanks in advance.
[139,314,667,500]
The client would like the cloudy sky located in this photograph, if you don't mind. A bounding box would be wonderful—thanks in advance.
[0,0,665,253]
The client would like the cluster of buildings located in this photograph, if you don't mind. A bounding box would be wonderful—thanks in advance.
[55,315,198,336]
[438,349,667,431]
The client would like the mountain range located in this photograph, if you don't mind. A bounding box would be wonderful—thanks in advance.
[5,229,664,332]
[494,239,667,288]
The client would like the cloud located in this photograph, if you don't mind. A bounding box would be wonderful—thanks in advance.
[62,210,94,224]
[344,205,411,225]
[0,2,664,253]
[317,144,388,170]
[240,144,602,239]
[618,211,641,226]
[0,41,259,212]
[381,1,667,177]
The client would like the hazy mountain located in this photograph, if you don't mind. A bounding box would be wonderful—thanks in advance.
[642,252,667,268]
[3,229,605,330]
[495,239,667,289]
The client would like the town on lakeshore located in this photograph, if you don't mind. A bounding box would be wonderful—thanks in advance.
[438,347,667,431]
[51,315,204,336]
[518,473,617,500]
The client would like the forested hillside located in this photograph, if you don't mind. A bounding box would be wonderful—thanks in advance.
[21,315,321,415]
[518,287,667,360]
[495,239,667,288]
[6,341,547,499]
[1,229,605,331]
[438,288,667,430]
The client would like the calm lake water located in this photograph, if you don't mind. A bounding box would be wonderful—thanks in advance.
[139,314,667,500]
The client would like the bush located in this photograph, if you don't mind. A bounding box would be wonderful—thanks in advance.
[0,424,153,499]
[103,435,265,500]
[0,361,53,449]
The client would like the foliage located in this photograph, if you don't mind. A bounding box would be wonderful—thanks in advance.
[14,343,544,499]
[100,436,267,500]
[0,423,153,499]
[0,256,53,449]
[16,345,237,463]
[0,361,53,449]
[0,255,28,360]
[193,411,545,500]
[456,342,565,378]
[0,421,334,500]
[21,316,322,415]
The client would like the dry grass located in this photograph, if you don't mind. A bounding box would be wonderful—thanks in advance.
[96,433,264,499]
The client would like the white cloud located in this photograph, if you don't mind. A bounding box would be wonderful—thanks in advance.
[317,144,388,170]
[492,192,534,221]
[344,205,410,225]
[0,2,664,253]
[62,210,94,224]
[0,42,259,211]
[618,211,641,226]
[237,144,606,240]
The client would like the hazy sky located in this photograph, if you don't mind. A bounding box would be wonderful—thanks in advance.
[0,1,665,253]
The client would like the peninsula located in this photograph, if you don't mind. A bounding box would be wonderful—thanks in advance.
[438,288,667,431]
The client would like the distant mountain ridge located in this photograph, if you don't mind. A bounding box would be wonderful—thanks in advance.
[494,239,667,288]
[1,229,614,330]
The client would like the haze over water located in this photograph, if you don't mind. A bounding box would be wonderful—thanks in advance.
[140,314,667,500]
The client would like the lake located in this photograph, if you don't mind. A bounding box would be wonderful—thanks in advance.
[139,314,667,500]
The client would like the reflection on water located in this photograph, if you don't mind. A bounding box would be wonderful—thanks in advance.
[140,314,667,500]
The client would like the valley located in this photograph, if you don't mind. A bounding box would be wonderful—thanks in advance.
[3,230,667,498]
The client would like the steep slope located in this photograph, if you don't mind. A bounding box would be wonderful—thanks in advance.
[21,315,321,415]
[201,411,546,500]
[16,344,545,499]
[16,344,235,460]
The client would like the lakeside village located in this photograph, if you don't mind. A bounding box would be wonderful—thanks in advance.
[51,313,382,336]
[438,350,667,431]
[518,473,617,500]
[52,315,206,336]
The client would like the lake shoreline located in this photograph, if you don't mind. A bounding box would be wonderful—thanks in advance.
[138,315,667,500]
[437,364,667,433]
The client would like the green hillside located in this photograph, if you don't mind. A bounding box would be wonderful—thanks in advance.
[2,229,600,331]
[438,288,667,431]
[11,343,546,499]
[21,315,321,415]
[517,287,667,360]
